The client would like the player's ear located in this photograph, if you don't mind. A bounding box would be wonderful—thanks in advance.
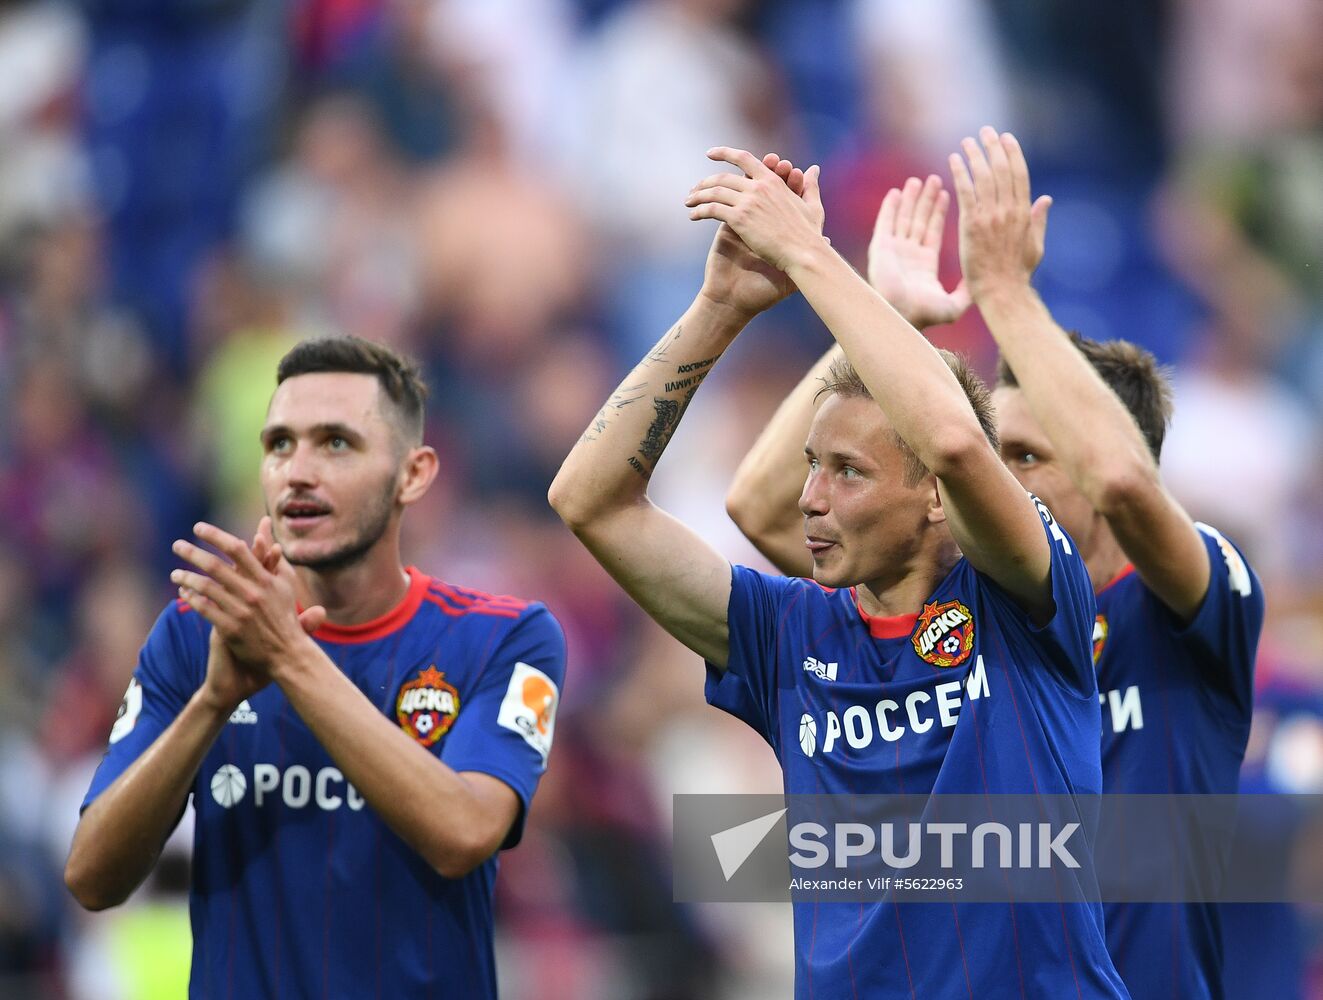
[925,478,947,525]
[397,445,439,507]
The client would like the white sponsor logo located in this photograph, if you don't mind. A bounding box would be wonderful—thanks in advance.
[109,677,142,744]
[1195,522,1252,597]
[211,764,246,807]
[799,714,818,757]
[209,763,366,812]
[228,699,258,725]
[802,655,990,757]
[497,662,559,763]
[803,657,838,682]
[1099,685,1144,734]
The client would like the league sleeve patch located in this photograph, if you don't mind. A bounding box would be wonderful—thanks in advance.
[496,662,559,763]
[109,677,142,745]
[1195,522,1253,597]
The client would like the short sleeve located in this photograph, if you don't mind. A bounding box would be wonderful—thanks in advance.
[1177,524,1265,719]
[980,495,1098,698]
[441,604,567,849]
[704,565,797,753]
[82,603,207,811]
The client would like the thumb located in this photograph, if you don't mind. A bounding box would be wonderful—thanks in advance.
[1030,195,1052,247]
[261,542,283,575]
[804,164,824,219]
[948,278,973,316]
[298,606,327,635]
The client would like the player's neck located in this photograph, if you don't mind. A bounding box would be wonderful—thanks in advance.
[296,544,413,626]
[1081,527,1129,595]
[855,544,960,618]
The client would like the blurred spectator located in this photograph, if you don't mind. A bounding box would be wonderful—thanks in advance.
[0,2,88,244]
[307,0,463,162]
[1160,316,1318,581]
[851,0,1011,165]
[241,93,419,346]
[428,0,578,167]
[80,0,287,370]
[40,559,159,767]
[569,0,785,354]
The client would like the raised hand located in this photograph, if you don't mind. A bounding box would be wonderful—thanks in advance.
[868,175,971,329]
[172,522,326,672]
[693,152,819,321]
[687,147,825,277]
[948,126,1052,302]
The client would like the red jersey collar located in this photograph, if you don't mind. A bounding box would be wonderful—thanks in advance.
[850,587,919,639]
[311,566,429,644]
[1099,563,1136,595]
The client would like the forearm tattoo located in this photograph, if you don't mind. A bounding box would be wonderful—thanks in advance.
[629,343,720,479]
[576,319,724,479]
[578,381,647,444]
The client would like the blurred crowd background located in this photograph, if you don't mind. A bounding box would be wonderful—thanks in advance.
[1,0,1322,997]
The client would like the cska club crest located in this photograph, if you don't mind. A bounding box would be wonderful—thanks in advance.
[1092,614,1109,665]
[396,666,460,747]
[911,599,976,668]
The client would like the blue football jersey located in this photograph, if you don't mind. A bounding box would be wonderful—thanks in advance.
[83,567,566,999]
[1095,523,1264,1000]
[707,503,1129,999]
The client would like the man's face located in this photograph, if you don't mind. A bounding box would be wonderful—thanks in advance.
[991,385,1095,545]
[798,394,936,589]
[260,372,405,571]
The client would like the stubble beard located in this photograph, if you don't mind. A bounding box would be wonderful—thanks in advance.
[283,483,397,573]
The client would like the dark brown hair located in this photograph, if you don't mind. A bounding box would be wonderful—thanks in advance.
[276,336,428,443]
[819,350,999,487]
[996,332,1173,460]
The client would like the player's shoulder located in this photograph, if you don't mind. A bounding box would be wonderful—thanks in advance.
[733,563,842,614]
[161,596,211,643]
[418,574,564,647]
[132,598,210,682]
[421,574,539,621]
[1192,521,1257,592]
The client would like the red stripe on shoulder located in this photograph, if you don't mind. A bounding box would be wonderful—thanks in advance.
[429,581,476,606]
[423,593,466,616]
[427,578,531,614]
[468,606,523,619]
[423,593,523,619]
[175,598,195,615]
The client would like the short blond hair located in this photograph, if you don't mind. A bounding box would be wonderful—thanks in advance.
[818,351,998,487]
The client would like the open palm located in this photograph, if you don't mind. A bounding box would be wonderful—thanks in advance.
[867,175,971,330]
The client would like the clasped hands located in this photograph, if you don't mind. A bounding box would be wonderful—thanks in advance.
[172,517,325,686]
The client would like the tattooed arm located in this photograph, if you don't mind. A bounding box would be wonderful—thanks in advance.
[550,154,820,670]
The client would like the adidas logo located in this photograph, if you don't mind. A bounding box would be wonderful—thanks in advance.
[803,656,838,682]
[229,700,258,725]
